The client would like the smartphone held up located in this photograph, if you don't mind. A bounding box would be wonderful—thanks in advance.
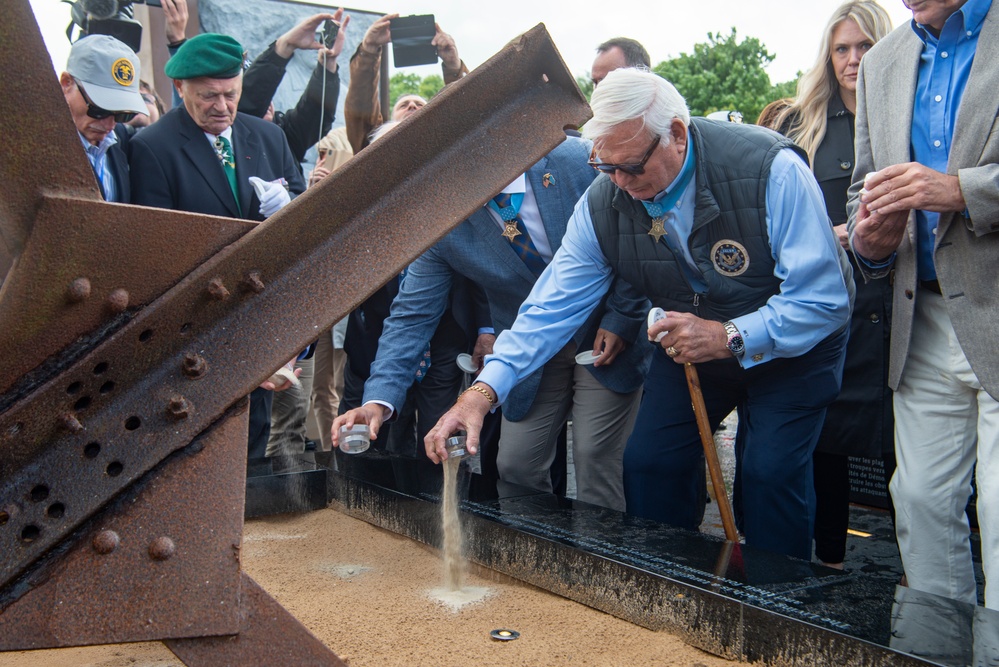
[389,14,437,68]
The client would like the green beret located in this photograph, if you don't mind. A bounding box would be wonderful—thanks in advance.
[165,33,245,80]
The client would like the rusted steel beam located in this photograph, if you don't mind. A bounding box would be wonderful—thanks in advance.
[0,20,589,605]
[0,0,104,277]
[0,406,248,647]
[164,573,347,666]
[0,199,252,396]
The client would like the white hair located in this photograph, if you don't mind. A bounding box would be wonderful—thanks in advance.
[582,68,690,143]
[368,120,400,143]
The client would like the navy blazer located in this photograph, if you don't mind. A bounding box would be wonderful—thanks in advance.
[128,107,306,220]
[364,137,652,421]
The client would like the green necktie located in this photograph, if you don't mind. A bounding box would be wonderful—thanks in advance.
[214,135,241,215]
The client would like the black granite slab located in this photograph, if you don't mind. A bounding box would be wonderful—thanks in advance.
[317,448,994,666]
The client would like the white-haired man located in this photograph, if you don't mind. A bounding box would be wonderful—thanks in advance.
[427,68,854,560]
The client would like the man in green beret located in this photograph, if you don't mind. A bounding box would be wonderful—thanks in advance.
[128,32,307,473]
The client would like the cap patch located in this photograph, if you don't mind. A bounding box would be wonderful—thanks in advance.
[111,58,135,86]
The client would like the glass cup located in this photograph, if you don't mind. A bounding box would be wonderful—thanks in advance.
[445,434,467,459]
[338,424,370,454]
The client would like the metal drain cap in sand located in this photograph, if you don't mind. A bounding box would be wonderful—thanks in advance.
[490,629,520,641]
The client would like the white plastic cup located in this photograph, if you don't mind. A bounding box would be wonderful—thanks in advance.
[456,353,477,374]
[338,424,370,454]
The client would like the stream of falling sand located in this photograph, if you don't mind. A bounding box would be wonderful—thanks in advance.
[429,454,491,611]
[441,455,464,591]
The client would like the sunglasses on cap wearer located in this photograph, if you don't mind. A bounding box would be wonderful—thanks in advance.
[74,78,137,124]
[587,135,661,175]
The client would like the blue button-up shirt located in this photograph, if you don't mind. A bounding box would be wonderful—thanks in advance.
[910,0,990,280]
[78,130,118,203]
[477,147,851,407]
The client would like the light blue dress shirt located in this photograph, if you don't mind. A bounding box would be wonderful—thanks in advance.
[79,131,117,203]
[910,0,990,280]
[477,146,850,407]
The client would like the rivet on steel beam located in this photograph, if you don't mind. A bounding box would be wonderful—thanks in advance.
[107,288,130,314]
[207,277,230,301]
[241,271,265,294]
[149,536,176,561]
[167,395,191,420]
[93,530,120,554]
[181,353,208,379]
[60,413,84,433]
[66,277,91,303]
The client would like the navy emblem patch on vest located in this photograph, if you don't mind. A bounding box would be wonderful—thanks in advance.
[711,240,749,277]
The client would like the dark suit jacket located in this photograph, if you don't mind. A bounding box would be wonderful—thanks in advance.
[128,107,306,220]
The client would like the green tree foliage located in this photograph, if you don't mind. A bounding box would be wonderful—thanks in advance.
[576,75,594,103]
[388,72,445,109]
[652,28,795,124]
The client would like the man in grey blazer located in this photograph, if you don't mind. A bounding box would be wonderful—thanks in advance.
[333,137,652,511]
[848,0,998,609]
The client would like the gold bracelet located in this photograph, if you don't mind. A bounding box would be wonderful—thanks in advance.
[463,384,495,405]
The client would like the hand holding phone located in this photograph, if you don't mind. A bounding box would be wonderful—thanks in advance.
[317,20,340,50]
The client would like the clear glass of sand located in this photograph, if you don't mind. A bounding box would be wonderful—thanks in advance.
[338,424,370,454]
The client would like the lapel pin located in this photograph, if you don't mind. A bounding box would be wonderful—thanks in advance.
[542,173,555,188]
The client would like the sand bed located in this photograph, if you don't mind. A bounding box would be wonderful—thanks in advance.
[4,508,738,666]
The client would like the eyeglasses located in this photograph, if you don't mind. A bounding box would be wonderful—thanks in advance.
[588,135,661,175]
[74,79,137,123]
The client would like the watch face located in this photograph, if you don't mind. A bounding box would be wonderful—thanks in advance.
[728,336,745,355]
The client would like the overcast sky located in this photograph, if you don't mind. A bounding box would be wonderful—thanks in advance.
[31,0,915,84]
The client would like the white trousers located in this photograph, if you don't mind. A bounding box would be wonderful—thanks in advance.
[891,286,998,608]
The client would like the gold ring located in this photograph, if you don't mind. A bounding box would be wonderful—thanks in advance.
[666,346,678,358]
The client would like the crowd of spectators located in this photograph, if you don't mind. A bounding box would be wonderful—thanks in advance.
[57,0,995,612]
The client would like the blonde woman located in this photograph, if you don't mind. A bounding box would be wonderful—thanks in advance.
[763,1,893,569]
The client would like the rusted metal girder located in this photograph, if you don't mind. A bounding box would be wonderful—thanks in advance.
[0,0,591,661]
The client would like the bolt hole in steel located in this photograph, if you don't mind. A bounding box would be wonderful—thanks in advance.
[93,362,109,375]
[0,511,8,526]
[30,485,49,502]
[106,461,124,477]
[46,502,65,519]
[83,442,101,459]
[66,381,83,395]
[124,416,141,431]
[74,395,92,411]
[139,329,154,343]
[21,525,40,543]
[99,381,115,394]
[179,322,192,335]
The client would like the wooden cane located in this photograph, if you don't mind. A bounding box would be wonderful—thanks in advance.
[683,362,739,543]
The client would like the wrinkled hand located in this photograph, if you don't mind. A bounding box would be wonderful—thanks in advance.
[648,312,729,364]
[248,177,291,218]
[331,404,388,448]
[592,328,625,367]
[471,333,495,372]
[425,385,493,463]
[432,24,460,70]
[861,163,966,216]
[162,0,189,43]
[361,13,398,53]
[832,223,849,250]
[275,12,337,58]
[852,199,907,262]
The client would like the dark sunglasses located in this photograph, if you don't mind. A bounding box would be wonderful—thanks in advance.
[74,79,137,123]
[588,135,661,175]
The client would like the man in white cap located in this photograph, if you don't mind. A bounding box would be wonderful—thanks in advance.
[60,34,147,203]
